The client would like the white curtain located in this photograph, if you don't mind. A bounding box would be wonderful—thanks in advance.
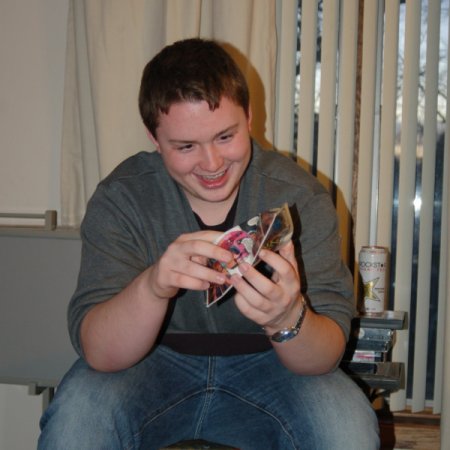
[61,0,277,227]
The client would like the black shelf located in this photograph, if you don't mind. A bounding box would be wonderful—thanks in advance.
[341,361,404,391]
[352,311,407,330]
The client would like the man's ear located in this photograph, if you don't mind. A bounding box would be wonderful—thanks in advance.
[145,128,160,152]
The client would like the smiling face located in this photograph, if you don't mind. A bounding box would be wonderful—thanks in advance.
[148,97,252,223]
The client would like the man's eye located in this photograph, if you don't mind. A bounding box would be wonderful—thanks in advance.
[177,144,194,151]
[218,133,233,142]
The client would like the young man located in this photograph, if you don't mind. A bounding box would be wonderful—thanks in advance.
[38,38,379,449]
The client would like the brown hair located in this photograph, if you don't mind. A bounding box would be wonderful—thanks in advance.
[138,38,250,136]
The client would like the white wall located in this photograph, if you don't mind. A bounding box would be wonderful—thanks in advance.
[0,1,69,449]
[0,0,69,221]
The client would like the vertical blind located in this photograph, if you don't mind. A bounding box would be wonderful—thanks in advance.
[274,0,449,424]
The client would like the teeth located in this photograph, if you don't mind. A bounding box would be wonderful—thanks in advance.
[201,171,225,180]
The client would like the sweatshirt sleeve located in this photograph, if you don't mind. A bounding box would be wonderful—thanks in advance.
[67,183,149,357]
[296,190,355,341]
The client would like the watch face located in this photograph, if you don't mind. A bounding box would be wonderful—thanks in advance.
[271,328,299,343]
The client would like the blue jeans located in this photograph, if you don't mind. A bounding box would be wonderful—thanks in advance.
[38,346,379,449]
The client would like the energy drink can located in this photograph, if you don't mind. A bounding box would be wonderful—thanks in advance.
[359,246,388,313]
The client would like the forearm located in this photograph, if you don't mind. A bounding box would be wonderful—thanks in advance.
[77,230,232,372]
[80,266,168,372]
[265,308,346,375]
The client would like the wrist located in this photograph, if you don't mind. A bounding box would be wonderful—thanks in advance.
[264,296,308,343]
[144,265,174,301]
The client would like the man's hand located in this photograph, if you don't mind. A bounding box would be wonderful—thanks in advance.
[147,230,234,300]
[229,240,302,330]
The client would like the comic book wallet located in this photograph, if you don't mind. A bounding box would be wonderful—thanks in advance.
[206,203,293,306]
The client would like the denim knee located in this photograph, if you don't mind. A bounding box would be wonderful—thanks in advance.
[38,359,137,450]
[293,370,380,450]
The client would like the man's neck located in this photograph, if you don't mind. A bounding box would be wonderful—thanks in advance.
[189,190,239,227]
[192,191,239,229]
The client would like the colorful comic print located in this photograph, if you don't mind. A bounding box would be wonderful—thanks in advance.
[206,203,293,306]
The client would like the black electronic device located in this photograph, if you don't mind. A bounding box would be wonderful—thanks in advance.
[340,311,407,392]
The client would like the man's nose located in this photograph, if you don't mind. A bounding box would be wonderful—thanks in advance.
[200,145,224,171]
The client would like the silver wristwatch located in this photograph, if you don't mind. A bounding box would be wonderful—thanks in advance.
[269,297,307,343]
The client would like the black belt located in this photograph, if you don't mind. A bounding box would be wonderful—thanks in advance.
[160,333,272,356]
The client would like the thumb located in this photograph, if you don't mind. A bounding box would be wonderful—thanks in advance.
[278,240,299,274]
[278,239,294,260]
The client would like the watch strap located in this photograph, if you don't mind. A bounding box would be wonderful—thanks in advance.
[269,296,307,343]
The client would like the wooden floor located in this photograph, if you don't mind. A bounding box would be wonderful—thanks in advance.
[378,409,441,450]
